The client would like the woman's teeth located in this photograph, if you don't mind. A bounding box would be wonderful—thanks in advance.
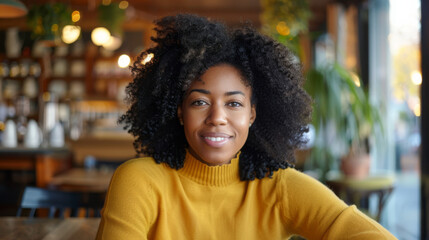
[205,137,226,142]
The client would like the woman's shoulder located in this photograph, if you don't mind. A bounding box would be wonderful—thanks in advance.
[120,156,160,168]
[273,167,311,182]
[274,167,347,208]
[273,167,335,195]
[112,157,171,183]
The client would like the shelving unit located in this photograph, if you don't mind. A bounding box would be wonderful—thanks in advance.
[0,44,135,141]
[0,56,45,120]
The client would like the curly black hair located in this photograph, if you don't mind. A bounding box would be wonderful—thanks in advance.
[119,14,312,180]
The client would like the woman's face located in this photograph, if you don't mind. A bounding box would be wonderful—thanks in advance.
[178,64,256,166]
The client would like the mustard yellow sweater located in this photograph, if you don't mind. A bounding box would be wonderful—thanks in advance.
[96,152,397,240]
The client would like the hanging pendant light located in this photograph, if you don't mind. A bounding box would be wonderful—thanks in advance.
[91,27,111,46]
[0,0,28,18]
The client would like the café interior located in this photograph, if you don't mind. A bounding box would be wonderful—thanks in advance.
[0,0,427,239]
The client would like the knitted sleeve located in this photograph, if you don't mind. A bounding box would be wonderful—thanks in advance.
[96,158,157,240]
[278,168,397,240]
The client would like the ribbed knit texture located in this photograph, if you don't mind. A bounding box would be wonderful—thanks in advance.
[96,152,397,240]
[178,152,240,186]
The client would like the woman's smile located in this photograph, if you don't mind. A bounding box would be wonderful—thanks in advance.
[178,64,256,166]
[201,132,232,147]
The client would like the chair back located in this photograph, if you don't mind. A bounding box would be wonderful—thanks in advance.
[84,155,125,171]
[16,186,105,218]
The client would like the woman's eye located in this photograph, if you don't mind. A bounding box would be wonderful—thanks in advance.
[191,100,208,106]
[227,102,243,107]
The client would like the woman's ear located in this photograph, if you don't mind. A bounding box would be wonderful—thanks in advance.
[250,104,256,125]
[177,106,183,125]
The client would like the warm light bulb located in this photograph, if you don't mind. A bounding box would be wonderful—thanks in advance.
[119,1,129,9]
[91,27,111,46]
[72,10,81,22]
[62,25,81,44]
[102,36,122,51]
[142,53,154,65]
[276,21,290,36]
[411,71,422,85]
[118,54,131,68]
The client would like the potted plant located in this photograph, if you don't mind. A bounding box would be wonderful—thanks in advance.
[97,2,126,37]
[260,0,311,55]
[304,63,383,180]
[27,3,72,45]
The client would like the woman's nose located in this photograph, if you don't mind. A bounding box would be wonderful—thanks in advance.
[205,104,227,126]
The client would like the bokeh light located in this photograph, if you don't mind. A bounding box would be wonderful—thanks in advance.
[411,71,422,85]
[72,10,81,22]
[142,53,154,65]
[350,72,361,87]
[119,1,129,9]
[276,21,290,36]
[91,27,111,46]
[118,54,131,68]
[102,36,122,51]
[62,25,81,44]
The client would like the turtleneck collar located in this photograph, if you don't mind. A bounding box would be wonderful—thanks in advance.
[178,151,241,187]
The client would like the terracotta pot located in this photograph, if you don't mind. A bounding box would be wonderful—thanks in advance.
[340,151,370,179]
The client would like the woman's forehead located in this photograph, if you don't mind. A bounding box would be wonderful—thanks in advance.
[187,64,251,94]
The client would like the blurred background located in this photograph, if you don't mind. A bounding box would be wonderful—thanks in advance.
[0,0,425,239]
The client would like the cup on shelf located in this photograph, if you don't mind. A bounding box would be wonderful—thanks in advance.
[3,120,17,147]
[48,80,67,99]
[24,120,41,148]
[19,61,30,77]
[0,62,9,78]
[69,81,85,99]
[49,122,64,147]
[23,77,38,98]
[9,62,20,78]
[52,59,67,77]
[29,62,41,77]
[5,28,22,58]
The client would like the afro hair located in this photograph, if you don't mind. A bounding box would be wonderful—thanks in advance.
[119,14,312,180]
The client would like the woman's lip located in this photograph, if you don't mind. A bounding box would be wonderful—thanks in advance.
[202,136,230,147]
[201,132,231,138]
[200,133,232,148]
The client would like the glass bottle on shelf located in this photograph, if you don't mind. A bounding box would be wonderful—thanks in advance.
[39,92,59,147]
[15,95,30,144]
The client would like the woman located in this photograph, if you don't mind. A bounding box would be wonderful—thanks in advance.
[96,14,396,239]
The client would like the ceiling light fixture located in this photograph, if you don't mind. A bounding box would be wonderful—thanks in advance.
[0,0,27,18]
[62,25,81,44]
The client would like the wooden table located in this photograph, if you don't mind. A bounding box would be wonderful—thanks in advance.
[326,175,395,221]
[49,168,114,192]
[0,217,100,240]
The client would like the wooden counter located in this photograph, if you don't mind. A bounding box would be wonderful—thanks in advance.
[0,146,72,188]
[69,133,135,166]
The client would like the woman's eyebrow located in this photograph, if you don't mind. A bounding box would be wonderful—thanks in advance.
[225,91,245,96]
[189,89,210,94]
[188,89,245,96]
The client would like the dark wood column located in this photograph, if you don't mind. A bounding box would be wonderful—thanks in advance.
[421,0,429,239]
